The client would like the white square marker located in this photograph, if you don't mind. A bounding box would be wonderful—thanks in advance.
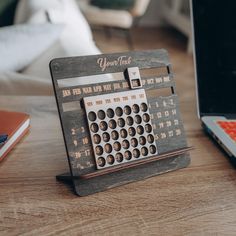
[126,67,142,89]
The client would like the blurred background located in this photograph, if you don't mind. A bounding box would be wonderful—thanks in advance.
[0,0,194,100]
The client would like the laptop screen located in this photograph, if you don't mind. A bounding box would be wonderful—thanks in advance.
[192,0,236,116]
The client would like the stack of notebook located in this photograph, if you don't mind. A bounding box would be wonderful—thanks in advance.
[0,110,30,162]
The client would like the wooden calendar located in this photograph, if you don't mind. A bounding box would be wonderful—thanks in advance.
[50,49,192,196]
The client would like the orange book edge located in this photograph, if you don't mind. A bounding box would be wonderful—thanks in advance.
[0,111,30,162]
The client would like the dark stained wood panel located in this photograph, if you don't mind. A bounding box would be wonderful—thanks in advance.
[50,49,191,196]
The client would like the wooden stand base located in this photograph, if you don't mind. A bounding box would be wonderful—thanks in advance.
[56,153,191,196]
[56,173,73,182]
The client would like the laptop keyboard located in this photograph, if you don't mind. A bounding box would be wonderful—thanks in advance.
[217,121,236,142]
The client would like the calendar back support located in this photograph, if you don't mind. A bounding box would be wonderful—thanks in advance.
[50,49,191,196]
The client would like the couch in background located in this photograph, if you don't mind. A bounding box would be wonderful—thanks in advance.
[0,0,101,96]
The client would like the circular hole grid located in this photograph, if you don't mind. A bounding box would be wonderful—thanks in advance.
[128,127,136,137]
[147,134,155,143]
[107,155,115,165]
[126,116,134,126]
[104,143,112,153]
[124,151,132,160]
[99,121,108,131]
[109,119,117,129]
[113,142,121,151]
[120,129,128,139]
[137,125,144,135]
[117,118,125,127]
[90,123,99,133]
[93,134,101,144]
[97,157,106,167]
[95,143,158,168]
[124,105,132,115]
[139,136,146,146]
[98,110,106,120]
[131,138,138,147]
[132,104,140,113]
[149,145,157,154]
[95,146,103,155]
[143,113,150,123]
[90,102,157,168]
[111,130,119,140]
[141,147,149,156]
[134,115,142,124]
[102,132,110,142]
[133,148,140,158]
[106,108,115,118]
[122,140,130,149]
[88,111,96,121]
[115,107,123,117]
[140,103,148,112]
[115,153,123,163]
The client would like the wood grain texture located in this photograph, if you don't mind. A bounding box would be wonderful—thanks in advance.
[0,27,236,235]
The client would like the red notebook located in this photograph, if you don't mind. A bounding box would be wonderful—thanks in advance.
[0,110,30,162]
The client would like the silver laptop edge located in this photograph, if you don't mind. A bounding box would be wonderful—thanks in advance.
[202,117,236,157]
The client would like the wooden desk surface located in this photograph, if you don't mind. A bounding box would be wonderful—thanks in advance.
[1,26,236,235]
[1,80,236,234]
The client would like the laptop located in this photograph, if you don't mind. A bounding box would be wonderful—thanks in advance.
[191,0,236,161]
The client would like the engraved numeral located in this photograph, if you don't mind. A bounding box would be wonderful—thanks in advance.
[81,126,85,133]
[157,112,162,119]
[73,140,78,147]
[86,161,94,167]
[175,129,182,136]
[174,119,179,125]
[161,132,167,139]
[77,163,84,169]
[168,130,174,137]
[172,109,177,115]
[84,149,91,156]
[75,152,81,159]
[82,137,89,145]
[164,110,169,117]
[163,100,167,107]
